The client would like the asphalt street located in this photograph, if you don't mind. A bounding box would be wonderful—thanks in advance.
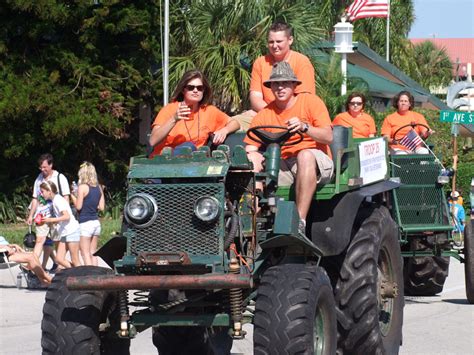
[0,257,472,354]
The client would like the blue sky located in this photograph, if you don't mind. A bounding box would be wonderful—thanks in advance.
[409,0,474,38]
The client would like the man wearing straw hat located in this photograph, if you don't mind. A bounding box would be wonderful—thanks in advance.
[244,61,333,234]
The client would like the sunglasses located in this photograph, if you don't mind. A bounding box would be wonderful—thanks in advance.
[349,102,363,106]
[185,85,204,92]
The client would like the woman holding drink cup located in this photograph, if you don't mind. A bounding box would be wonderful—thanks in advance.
[149,69,240,157]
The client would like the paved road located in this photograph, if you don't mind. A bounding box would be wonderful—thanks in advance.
[0,259,472,354]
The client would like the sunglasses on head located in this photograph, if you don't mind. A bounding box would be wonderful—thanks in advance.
[185,85,204,92]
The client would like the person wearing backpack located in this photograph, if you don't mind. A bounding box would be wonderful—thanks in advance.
[26,153,70,269]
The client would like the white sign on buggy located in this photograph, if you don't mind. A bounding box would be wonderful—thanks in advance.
[358,138,387,184]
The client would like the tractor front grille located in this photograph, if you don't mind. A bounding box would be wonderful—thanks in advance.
[126,183,224,256]
[390,155,449,228]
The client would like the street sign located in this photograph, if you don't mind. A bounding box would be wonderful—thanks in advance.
[439,110,474,124]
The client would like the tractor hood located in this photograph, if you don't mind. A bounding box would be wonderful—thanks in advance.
[128,150,230,179]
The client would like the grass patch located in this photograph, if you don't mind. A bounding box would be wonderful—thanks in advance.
[0,218,122,246]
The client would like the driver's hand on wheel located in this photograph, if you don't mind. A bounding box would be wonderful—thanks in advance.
[286,117,303,133]
[423,129,435,138]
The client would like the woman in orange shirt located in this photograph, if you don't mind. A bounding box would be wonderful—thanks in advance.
[149,70,240,157]
[381,90,433,154]
[333,92,376,138]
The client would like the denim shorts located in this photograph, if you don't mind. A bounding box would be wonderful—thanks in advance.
[44,237,54,247]
[60,229,80,243]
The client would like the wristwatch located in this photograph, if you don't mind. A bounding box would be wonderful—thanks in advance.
[301,123,310,133]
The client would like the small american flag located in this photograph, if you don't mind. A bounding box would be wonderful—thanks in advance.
[399,129,423,151]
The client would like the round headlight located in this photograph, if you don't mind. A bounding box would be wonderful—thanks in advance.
[194,196,221,222]
[124,193,158,227]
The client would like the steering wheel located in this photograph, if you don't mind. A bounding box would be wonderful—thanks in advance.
[246,125,303,147]
[392,123,430,144]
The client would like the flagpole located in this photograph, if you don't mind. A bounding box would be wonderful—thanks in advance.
[163,0,169,105]
[419,139,446,170]
[386,0,390,62]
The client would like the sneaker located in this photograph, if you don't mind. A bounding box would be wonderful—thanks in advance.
[49,263,58,273]
[298,219,307,236]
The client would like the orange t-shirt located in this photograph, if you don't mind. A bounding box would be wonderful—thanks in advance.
[150,101,230,157]
[243,93,331,159]
[381,111,429,150]
[250,51,315,105]
[332,111,376,138]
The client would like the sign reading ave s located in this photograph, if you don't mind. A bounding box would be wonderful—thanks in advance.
[439,110,474,124]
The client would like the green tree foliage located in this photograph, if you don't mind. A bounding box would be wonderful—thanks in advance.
[351,0,414,60]
[408,41,453,90]
[167,0,327,113]
[310,50,372,117]
[0,0,161,194]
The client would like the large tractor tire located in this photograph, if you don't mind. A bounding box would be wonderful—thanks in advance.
[254,264,337,355]
[41,266,130,355]
[335,205,404,355]
[465,220,474,303]
[403,238,450,296]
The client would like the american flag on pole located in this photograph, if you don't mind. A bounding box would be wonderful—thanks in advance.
[346,0,389,21]
[399,129,424,151]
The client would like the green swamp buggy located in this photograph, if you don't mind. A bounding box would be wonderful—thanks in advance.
[42,126,408,354]
[387,124,474,303]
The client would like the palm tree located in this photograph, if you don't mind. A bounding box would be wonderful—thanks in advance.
[408,40,453,90]
[311,50,372,117]
[166,0,328,113]
[161,0,424,113]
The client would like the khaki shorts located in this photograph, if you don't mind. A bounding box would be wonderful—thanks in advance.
[278,149,334,186]
[232,110,256,132]
[35,223,59,241]
[80,220,102,237]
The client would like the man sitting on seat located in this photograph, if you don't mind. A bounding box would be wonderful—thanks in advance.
[235,21,316,131]
[244,62,333,233]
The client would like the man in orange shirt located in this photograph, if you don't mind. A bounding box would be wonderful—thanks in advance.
[244,62,333,233]
[236,22,316,131]
[250,22,316,112]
